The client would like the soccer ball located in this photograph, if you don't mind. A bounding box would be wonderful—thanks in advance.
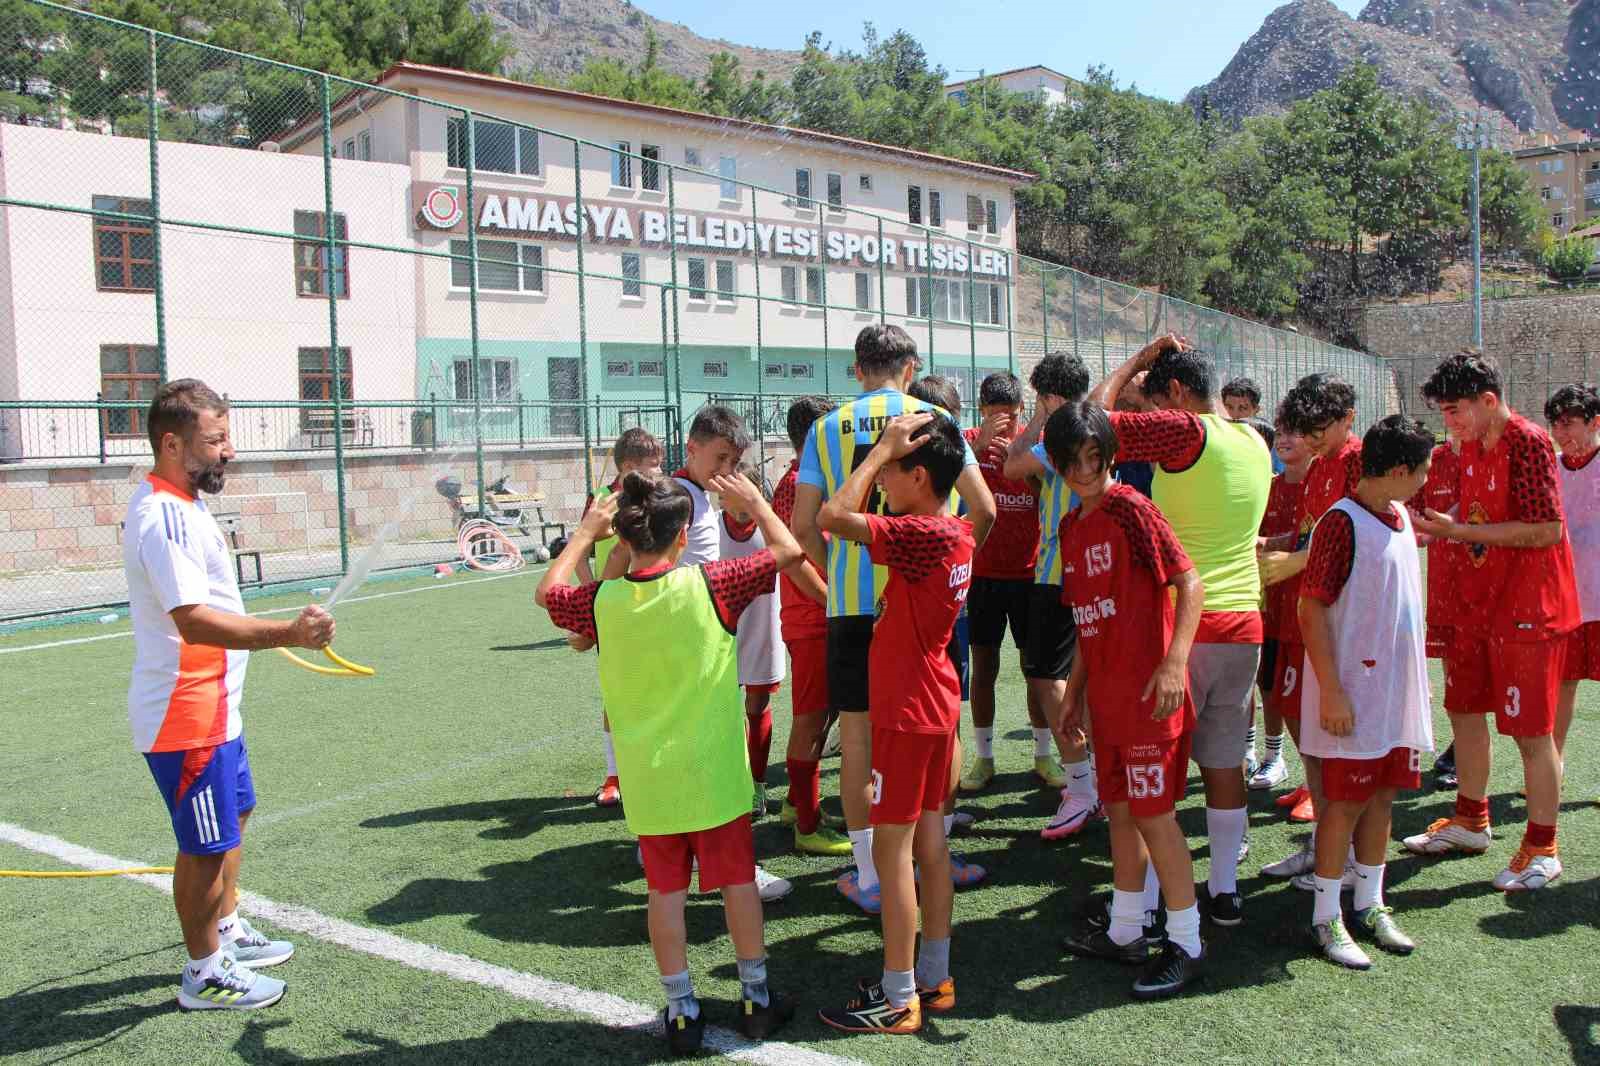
[531,545,552,563]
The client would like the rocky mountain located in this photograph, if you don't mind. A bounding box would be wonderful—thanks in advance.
[468,0,803,84]
[1189,0,1600,136]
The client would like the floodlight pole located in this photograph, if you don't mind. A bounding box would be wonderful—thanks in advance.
[1457,110,1493,351]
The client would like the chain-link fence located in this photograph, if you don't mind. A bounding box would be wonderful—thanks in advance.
[1386,351,1598,435]
[0,0,1391,622]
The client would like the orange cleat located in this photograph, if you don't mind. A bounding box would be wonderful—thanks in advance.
[1275,785,1310,810]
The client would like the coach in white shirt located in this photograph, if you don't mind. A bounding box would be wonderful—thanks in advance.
[123,379,333,1011]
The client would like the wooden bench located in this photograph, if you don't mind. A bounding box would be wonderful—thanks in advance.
[301,408,373,448]
[212,513,263,587]
[454,489,566,544]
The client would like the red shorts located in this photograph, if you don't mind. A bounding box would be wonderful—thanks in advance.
[869,727,955,826]
[1563,621,1600,683]
[1443,634,1561,737]
[1098,733,1192,817]
[744,681,781,697]
[1271,641,1306,721]
[786,636,828,716]
[638,814,755,894]
[1322,747,1422,804]
[1425,624,1453,661]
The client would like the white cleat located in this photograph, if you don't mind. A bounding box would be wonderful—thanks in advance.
[1293,861,1357,892]
[1312,917,1372,970]
[755,865,793,902]
[1041,790,1104,840]
[1243,749,1261,780]
[1262,842,1316,879]
[1492,850,1562,892]
[1402,817,1492,856]
[1248,757,1288,790]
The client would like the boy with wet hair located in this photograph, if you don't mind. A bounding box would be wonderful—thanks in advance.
[1221,377,1263,421]
[1545,383,1600,767]
[1299,415,1436,969]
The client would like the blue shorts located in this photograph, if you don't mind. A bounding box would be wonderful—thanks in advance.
[948,614,971,703]
[144,736,256,856]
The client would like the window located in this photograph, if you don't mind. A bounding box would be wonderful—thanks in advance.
[790,363,814,379]
[1542,186,1553,200]
[906,277,976,322]
[827,172,843,209]
[781,265,798,303]
[715,259,736,301]
[719,156,738,201]
[298,347,353,429]
[908,184,922,224]
[854,271,871,310]
[606,361,632,377]
[342,137,355,159]
[452,357,517,401]
[684,146,701,167]
[985,199,998,235]
[1554,158,1566,172]
[358,130,372,160]
[449,239,543,293]
[967,194,983,232]
[637,360,664,377]
[447,118,538,176]
[703,361,729,378]
[621,253,642,298]
[805,266,823,305]
[929,189,943,227]
[92,195,154,292]
[1553,213,1566,228]
[795,168,812,206]
[859,173,873,192]
[641,144,661,192]
[687,257,708,301]
[765,362,787,378]
[293,210,348,298]
[612,141,633,188]
[979,282,1002,325]
[99,344,159,438]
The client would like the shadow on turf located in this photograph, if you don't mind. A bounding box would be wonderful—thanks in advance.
[1554,1005,1600,1065]
[231,1018,668,1065]
[0,973,177,1059]
[360,795,622,841]
[487,638,574,652]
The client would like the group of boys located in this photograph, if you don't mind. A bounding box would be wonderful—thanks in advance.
[535,326,1596,1052]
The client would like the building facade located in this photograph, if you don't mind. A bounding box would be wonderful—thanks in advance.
[945,66,1073,109]
[1512,137,1600,236]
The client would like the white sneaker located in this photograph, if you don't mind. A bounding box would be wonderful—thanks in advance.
[1243,748,1261,779]
[755,865,793,902]
[1262,842,1316,879]
[1293,861,1356,892]
[1041,790,1104,840]
[225,917,294,968]
[1312,916,1372,970]
[1402,817,1492,856]
[177,954,285,1011]
[1492,849,1562,892]
[1249,757,1288,790]
[820,722,841,759]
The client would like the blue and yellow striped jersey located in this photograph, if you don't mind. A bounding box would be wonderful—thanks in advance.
[1029,442,1077,586]
[798,387,976,617]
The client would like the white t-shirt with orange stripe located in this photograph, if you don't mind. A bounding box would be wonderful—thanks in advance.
[123,474,249,753]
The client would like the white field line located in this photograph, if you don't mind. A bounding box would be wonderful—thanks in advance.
[0,822,864,1066]
[0,569,539,656]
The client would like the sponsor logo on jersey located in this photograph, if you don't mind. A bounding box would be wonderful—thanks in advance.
[993,492,1036,509]
[949,561,973,588]
[1071,595,1117,628]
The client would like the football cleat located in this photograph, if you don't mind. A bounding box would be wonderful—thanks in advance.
[1293,862,1357,892]
[754,865,792,903]
[1064,925,1158,965]
[777,800,845,830]
[1243,748,1261,780]
[960,757,996,792]
[1492,848,1562,892]
[1131,941,1205,1000]
[837,869,882,915]
[1262,842,1316,879]
[1312,916,1372,970]
[225,917,294,969]
[917,977,956,1013]
[1033,756,1069,789]
[820,722,841,759]
[1354,906,1415,955]
[594,777,622,807]
[177,955,284,1011]
[1248,757,1288,790]
[737,991,795,1041]
[949,853,987,888]
[1199,883,1243,927]
[818,982,922,1034]
[794,824,854,856]
[663,1006,705,1056]
[1402,817,1492,856]
[1041,791,1105,840]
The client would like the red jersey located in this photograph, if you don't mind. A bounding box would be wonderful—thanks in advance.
[962,425,1040,580]
[1058,483,1197,747]
[1279,435,1362,644]
[1259,473,1306,635]
[865,513,974,734]
[1409,443,1464,628]
[1456,414,1581,642]
[772,462,827,641]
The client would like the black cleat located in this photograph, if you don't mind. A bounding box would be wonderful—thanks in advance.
[737,991,795,1041]
[1063,925,1158,965]
[1433,743,1456,776]
[1082,892,1163,939]
[1132,940,1206,1000]
[1199,883,1243,927]
[663,1007,705,1056]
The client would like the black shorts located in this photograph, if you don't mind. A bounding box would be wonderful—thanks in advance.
[1021,582,1078,681]
[967,576,1032,649]
[827,615,876,714]
[1258,638,1279,694]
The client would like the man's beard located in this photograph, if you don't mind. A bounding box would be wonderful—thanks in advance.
[187,460,227,495]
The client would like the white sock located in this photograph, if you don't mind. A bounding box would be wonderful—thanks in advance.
[1265,733,1284,760]
[1312,875,1343,925]
[216,909,240,942]
[186,946,225,980]
[1032,727,1053,759]
[850,828,879,891]
[1353,862,1385,912]
[1205,806,1248,895]
[1066,760,1096,801]
[974,727,994,759]
[943,813,955,836]
[1165,904,1202,958]
[1244,725,1257,754]
[603,730,619,778]
[1108,888,1146,946]
[1141,860,1162,913]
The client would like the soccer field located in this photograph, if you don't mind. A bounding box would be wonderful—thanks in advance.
[3,568,1598,1066]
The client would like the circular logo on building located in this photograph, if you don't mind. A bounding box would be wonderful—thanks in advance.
[421,185,463,229]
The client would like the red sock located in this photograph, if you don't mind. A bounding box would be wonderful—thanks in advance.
[787,758,821,834]
[1455,795,1490,827]
[1523,821,1557,851]
[747,708,773,783]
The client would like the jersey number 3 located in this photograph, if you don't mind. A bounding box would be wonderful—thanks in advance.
[1504,686,1521,719]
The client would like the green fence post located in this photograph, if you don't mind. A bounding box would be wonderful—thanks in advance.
[1069,268,1078,361]
[463,109,485,528]
[667,166,683,442]
[573,139,593,493]
[1098,278,1106,374]
[1041,265,1050,356]
[819,207,831,398]
[924,227,935,372]
[966,236,977,424]
[877,217,887,326]
[751,188,765,468]
[146,30,167,382]
[320,76,349,573]
[1004,257,1015,376]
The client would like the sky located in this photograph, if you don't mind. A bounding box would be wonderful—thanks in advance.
[641,0,1369,101]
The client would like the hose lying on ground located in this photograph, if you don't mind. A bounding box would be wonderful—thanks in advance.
[457,520,526,573]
